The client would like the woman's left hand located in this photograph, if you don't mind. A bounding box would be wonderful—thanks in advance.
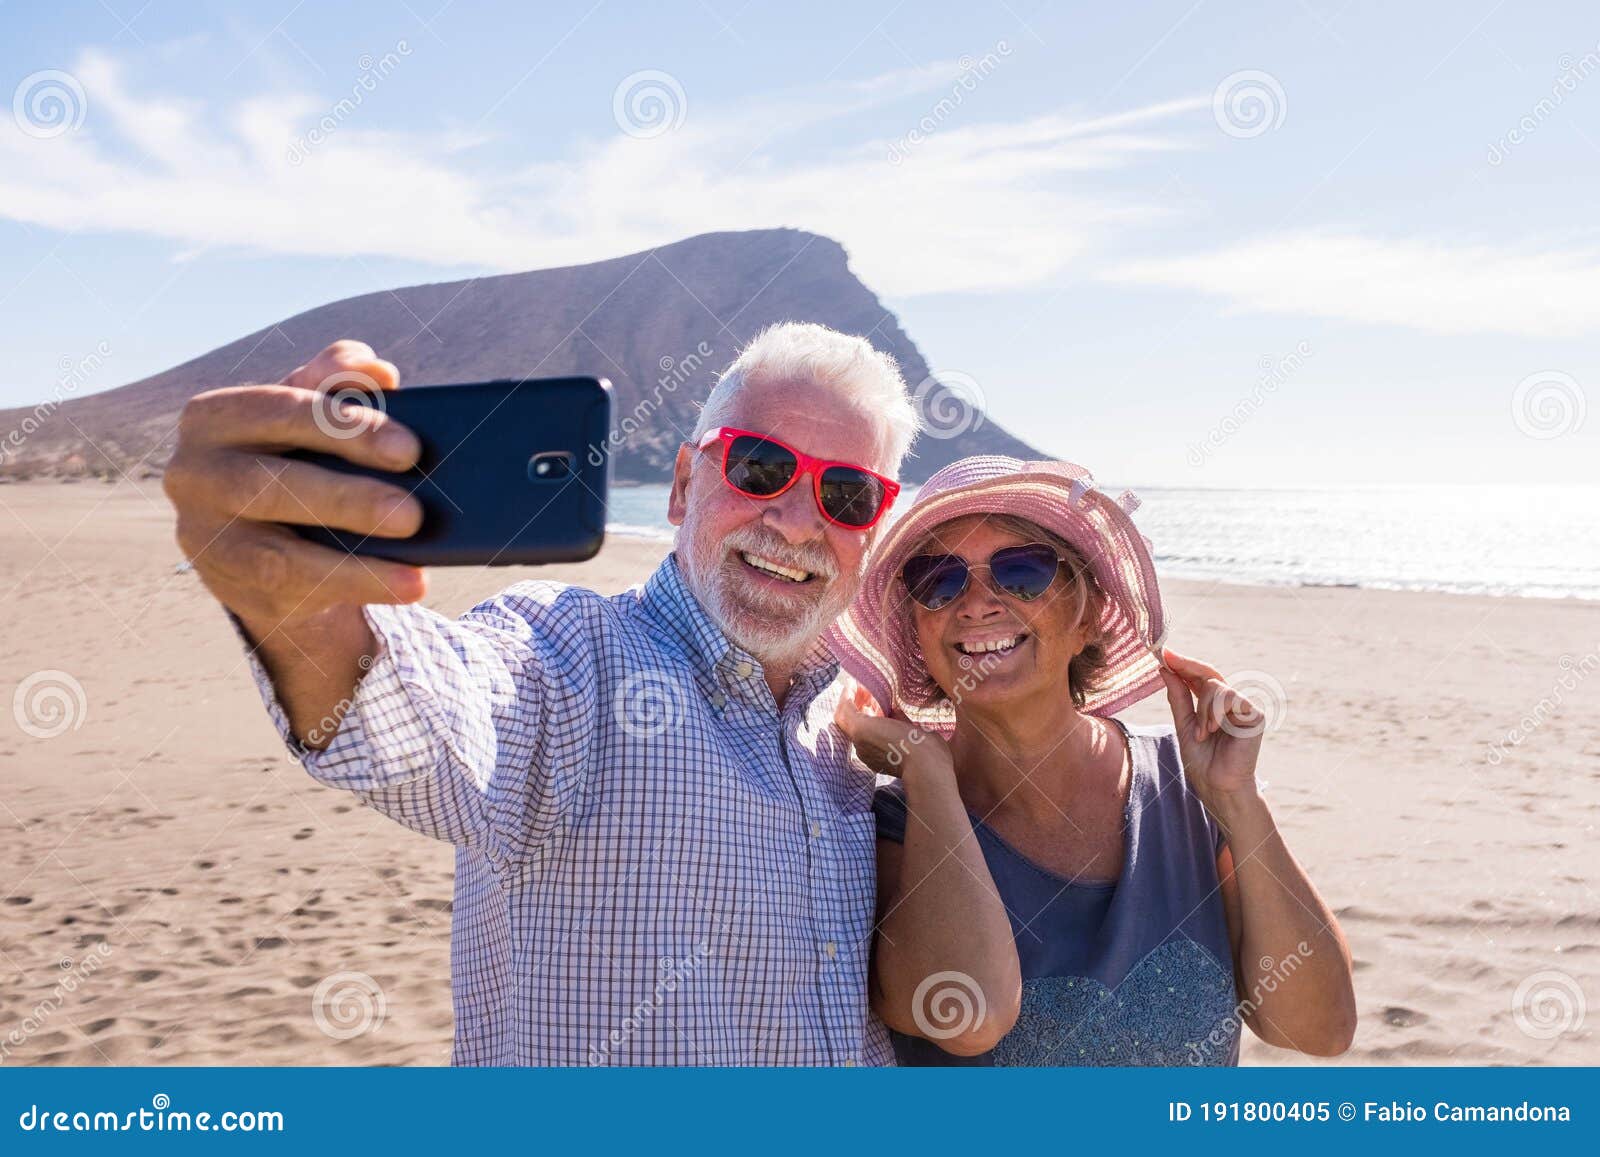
[1159,648,1266,805]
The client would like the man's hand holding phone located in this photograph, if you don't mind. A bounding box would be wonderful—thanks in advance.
[163,340,427,745]
[165,339,611,747]
[165,340,428,636]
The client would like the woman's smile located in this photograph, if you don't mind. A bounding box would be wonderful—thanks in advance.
[952,631,1029,657]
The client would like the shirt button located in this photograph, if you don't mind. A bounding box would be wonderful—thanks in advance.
[709,691,726,709]
[823,941,837,958]
[733,660,753,678]
[810,821,822,839]
[843,1058,857,1068]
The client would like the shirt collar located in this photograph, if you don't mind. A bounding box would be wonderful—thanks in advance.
[639,553,841,709]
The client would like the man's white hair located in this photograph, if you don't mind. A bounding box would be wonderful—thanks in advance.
[691,322,921,474]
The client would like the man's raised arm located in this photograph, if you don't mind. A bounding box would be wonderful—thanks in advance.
[164,340,590,859]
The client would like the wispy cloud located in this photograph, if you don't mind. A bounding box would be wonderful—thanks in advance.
[0,48,1205,296]
[1106,231,1600,338]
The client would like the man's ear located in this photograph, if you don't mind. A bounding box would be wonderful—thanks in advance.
[667,443,693,527]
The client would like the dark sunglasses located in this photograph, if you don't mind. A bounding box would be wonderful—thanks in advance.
[901,543,1070,611]
[697,426,900,530]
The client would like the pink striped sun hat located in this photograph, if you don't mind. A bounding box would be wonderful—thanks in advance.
[826,455,1168,733]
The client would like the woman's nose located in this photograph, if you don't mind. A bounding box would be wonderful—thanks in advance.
[954,570,1008,619]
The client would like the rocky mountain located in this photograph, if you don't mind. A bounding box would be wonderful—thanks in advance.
[0,229,1041,484]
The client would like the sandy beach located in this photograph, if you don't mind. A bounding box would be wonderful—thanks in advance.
[1,478,1595,1066]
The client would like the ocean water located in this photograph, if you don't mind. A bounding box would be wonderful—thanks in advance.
[607,482,1600,601]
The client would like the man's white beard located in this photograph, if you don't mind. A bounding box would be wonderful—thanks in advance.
[709,574,832,668]
[677,512,862,670]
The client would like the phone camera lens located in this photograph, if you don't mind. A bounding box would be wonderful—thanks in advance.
[528,451,573,482]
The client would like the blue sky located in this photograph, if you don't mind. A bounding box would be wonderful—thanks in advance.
[3,0,1596,484]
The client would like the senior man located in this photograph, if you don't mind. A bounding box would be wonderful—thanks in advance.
[164,323,921,1065]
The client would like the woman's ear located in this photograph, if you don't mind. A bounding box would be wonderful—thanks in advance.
[1071,583,1107,658]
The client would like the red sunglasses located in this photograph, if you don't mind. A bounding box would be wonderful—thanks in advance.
[696,427,900,530]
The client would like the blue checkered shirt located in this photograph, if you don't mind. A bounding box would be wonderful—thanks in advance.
[242,553,893,1066]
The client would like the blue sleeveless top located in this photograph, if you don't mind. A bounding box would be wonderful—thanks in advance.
[874,723,1241,1066]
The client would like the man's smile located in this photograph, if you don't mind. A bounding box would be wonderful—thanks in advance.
[738,550,815,584]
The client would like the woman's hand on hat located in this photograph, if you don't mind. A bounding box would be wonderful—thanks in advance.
[1159,648,1264,809]
[834,677,954,782]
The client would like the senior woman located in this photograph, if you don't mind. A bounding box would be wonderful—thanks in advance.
[829,456,1356,1065]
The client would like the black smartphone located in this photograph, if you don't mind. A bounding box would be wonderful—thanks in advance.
[287,376,612,566]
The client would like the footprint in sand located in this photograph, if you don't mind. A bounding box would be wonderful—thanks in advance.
[1382,1006,1429,1028]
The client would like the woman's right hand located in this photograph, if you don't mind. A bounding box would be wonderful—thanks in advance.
[834,677,955,781]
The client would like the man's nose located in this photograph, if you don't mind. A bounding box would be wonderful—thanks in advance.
[761,476,827,544]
